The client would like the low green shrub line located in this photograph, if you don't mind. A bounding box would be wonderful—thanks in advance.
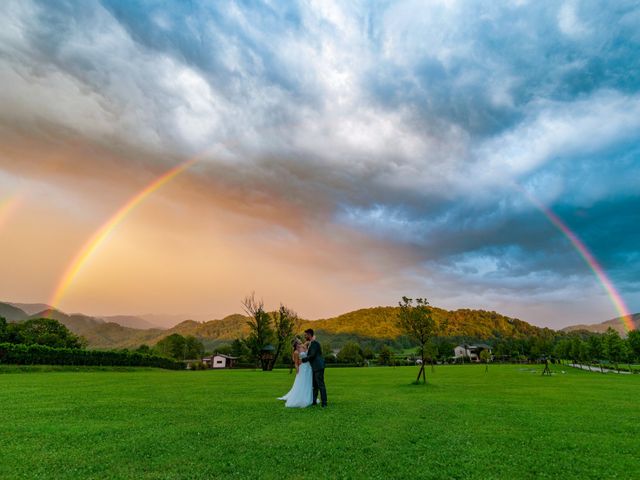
[0,342,183,370]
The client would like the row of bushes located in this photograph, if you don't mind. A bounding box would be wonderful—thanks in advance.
[0,343,184,370]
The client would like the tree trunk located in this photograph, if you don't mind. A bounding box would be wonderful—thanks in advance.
[273,343,283,370]
[415,364,424,383]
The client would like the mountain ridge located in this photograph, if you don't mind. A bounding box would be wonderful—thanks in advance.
[3,300,637,349]
[561,313,640,336]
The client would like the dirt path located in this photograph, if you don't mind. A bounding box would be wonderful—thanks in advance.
[568,363,632,374]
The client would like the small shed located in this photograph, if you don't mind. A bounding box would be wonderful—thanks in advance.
[202,354,238,369]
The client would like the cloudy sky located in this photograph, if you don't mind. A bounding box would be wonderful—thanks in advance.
[0,0,638,328]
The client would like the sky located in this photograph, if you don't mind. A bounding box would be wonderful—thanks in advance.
[0,0,639,329]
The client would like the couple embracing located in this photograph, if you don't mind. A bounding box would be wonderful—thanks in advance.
[278,329,328,408]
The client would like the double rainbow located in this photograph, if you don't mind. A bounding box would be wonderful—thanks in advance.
[523,189,634,332]
[43,155,634,332]
[47,157,199,313]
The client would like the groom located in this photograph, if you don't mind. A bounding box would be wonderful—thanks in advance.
[301,328,327,407]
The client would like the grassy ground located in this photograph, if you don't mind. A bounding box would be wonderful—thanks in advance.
[1,364,638,479]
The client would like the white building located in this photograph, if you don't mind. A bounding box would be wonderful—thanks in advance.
[453,344,491,362]
[202,354,238,369]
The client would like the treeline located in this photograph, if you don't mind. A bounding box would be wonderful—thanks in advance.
[214,327,640,370]
[550,328,640,372]
[0,317,182,369]
[0,343,182,369]
[137,333,205,361]
[0,317,86,348]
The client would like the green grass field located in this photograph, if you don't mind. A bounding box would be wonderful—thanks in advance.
[1,365,638,479]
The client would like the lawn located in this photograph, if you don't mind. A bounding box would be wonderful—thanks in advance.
[1,364,638,479]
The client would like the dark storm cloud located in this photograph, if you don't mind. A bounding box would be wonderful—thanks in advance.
[1,0,639,315]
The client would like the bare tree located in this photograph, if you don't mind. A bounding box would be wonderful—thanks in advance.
[397,296,435,384]
[242,293,274,369]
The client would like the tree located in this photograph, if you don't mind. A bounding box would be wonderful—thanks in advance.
[337,342,364,364]
[423,341,438,372]
[214,344,233,356]
[553,339,571,365]
[603,328,624,372]
[397,296,435,384]
[570,338,582,366]
[15,318,85,349]
[378,345,393,366]
[242,293,274,369]
[480,349,491,373]
[155,334,187,359]
[530,338,552,361]
[184,336,204,359]
[136,344,152,354]
[271,304,296,369]
[627,330,640,363]
[362,347,375,361]
[585,335,604,372]
[0,317,7,343]
[579,341,591,370]
[231,338,249,361]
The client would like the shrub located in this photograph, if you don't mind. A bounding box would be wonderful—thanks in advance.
[0,343,183,369]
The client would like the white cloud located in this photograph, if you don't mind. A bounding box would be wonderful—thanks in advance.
[471,90,640,191]
[558,2,590,38]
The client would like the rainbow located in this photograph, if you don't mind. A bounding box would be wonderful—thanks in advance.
[47,157,199,313]
[0,194,22,231]
[522,189,634,332]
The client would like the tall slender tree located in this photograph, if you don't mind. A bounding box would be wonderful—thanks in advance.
[271,304,296,370]
[397,296,435,384]
[242,293,274,369]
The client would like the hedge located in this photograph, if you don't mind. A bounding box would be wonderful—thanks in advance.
[0,343,183,370]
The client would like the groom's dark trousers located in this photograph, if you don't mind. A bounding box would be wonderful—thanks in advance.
[303,339,327,406]
[312,369,327,407]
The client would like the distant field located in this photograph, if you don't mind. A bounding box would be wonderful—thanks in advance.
[1,365,638,479]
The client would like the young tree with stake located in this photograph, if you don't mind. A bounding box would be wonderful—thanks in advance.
[397,296,435,384]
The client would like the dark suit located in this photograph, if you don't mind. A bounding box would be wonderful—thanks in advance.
[302,340,327,406]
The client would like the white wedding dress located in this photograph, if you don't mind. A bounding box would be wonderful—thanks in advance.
[278,355,313,408]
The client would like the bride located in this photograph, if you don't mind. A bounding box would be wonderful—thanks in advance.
[278,338,313,408]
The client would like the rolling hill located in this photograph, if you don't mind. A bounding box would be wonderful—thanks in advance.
[8,302,54,316]
[561,313,640,336]
[0,302,29,322]
[4,300,594,350]
[130,306,557,351]
[99,315,161,330]
[26,308,165,349]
